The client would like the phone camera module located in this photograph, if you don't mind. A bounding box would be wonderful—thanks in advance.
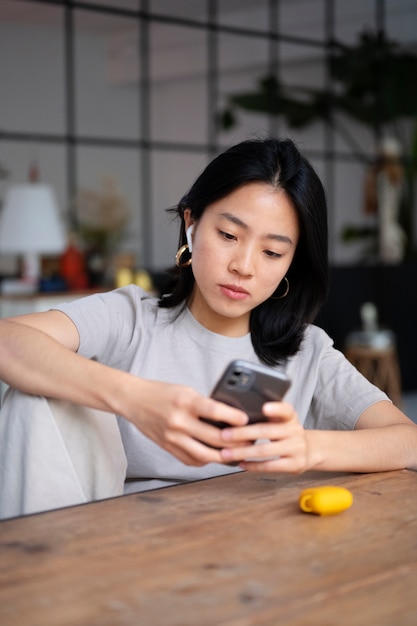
[228,368,251,390]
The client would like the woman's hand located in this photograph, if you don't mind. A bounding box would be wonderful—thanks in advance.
[118,377,249,467]
[218,401,311,473]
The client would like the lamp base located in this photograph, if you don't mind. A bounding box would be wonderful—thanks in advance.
[0,252,41,295]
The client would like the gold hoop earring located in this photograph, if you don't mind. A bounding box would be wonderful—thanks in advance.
[175,244,192,268]
[271,276,289,300]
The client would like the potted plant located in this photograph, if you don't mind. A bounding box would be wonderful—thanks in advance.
[219,32,417,260]
[74,177,130,286]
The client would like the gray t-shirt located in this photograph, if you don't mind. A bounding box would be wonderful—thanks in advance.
[54,285,388,485]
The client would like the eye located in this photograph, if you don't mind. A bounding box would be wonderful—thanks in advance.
[264,250,282,258]
[219,229,236,241]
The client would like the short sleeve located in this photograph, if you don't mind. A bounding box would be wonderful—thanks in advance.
[304,328,390,430]
[53,286,157,370]
[285,326,389,431]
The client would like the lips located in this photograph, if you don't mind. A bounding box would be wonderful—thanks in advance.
[221,284,249,294]
[219,284,250,300]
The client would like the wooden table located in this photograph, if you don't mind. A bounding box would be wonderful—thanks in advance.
[1,469,417,625]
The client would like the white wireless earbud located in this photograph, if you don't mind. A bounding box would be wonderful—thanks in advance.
[186,224,194,253]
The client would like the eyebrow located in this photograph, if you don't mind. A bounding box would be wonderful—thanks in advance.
[219,212,294,245]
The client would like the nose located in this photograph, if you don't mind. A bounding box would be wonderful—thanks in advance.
[229,244,255,276]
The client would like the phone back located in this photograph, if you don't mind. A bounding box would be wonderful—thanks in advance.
[211,359,291,423]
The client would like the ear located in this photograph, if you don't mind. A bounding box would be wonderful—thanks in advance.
[183,208,193,228]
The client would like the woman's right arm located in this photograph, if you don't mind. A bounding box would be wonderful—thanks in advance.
[0,310,123,407]
[0,312,248,465]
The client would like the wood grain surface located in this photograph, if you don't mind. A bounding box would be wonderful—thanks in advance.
[1,469,416,625]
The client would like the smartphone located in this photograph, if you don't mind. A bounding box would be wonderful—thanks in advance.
[203,359,291,428]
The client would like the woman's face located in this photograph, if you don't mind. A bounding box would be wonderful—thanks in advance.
[184,182,300,336]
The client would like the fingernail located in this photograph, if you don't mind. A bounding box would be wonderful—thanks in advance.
[221,448,233,460]
[221,429,233,440]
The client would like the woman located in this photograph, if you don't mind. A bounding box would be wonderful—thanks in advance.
[0,137,415,519]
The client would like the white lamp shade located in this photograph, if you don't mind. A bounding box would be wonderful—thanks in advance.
[0,184,66,254]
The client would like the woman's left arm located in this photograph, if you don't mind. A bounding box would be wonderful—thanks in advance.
[306,401,417,473]
[219,400,417,473]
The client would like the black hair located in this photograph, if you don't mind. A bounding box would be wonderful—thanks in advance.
[159,137,328,365]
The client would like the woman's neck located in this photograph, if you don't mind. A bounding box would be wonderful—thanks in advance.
[187,291,250,338]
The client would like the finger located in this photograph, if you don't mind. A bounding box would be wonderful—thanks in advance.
[198,397,249,427]
[164,430,225,466]
[220,422,290,444]
[221,443,270,463]
[262,401,297,422]
[191,417,252,451]
[193,421,249,450]
[220,435,306,465]
[160,402,247,453]
[164,413,248,464]
[240,455,308,474]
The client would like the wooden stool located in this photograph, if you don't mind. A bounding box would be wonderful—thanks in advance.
[345,344,402,408]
